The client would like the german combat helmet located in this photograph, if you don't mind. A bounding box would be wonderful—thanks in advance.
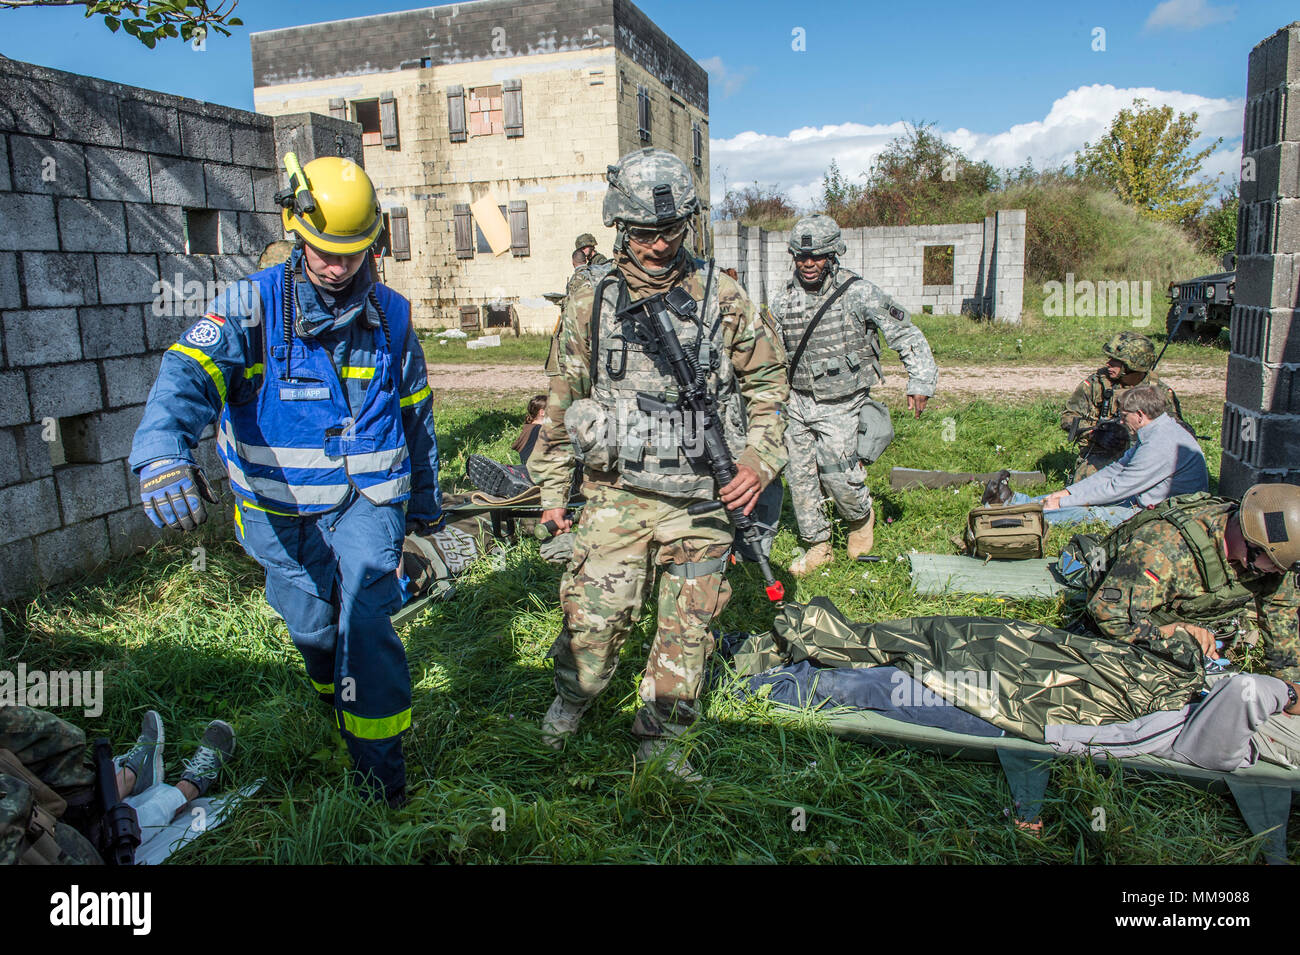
[602,148,699,228]
[1239,483,1300,572]
[574,233,597,251]
[1103,332,1156,373]
[788,214,847,258]
[278,153,382,256]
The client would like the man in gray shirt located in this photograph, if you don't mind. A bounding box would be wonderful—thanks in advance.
[1009,384,1207,526]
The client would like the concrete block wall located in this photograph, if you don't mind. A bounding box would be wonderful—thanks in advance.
[1221,21,1300,497]
[713,212,1026,323]
[0,57,355,602]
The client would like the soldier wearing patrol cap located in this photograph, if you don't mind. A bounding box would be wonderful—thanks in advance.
[769,214,938,576]
[1087,484,1300,681]
[1061,332,1185,481]
[129,154,442,807]
[530,147,789,777]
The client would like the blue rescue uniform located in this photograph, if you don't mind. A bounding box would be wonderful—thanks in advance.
[131,247,441,801]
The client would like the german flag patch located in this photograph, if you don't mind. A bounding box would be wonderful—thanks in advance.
[1143,569,1161,584]
[204,312,226,325]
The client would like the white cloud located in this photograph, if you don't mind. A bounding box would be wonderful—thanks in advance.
[709,84,1243,210]
[699,55,754,98]
[1144,0,1237,32]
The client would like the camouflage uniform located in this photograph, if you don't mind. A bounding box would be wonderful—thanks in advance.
[1087,507,1300,681]
[532,259,788,737]
[0,706,99,865]
[1061,370,1185,480]
[770,218,938,545]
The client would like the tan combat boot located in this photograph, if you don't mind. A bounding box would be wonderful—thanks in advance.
[635,738,703,783]
[847,510,875,560]
[789,541,834,577]
[540,695,591,749]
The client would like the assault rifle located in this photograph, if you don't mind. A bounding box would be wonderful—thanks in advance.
[93,739,140,865]
[618,287,784,603]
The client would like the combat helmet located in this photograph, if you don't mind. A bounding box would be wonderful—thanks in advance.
[788,214,847,258]
[1103,332,1156,373]
[602,148,699,228]
[574,233,597,251]
[1239,483,1300,572]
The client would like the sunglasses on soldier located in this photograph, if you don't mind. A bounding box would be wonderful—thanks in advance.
[626,221,689,244]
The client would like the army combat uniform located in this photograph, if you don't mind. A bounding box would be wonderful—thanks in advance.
[1061,371,1185,480]
[1086,497,1300,681]
[531,260,788,738]
[770,265,937,546]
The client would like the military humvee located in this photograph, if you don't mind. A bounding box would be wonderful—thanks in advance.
[1165,253,1235,342]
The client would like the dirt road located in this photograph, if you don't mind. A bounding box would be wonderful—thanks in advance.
[425,360,1228,401]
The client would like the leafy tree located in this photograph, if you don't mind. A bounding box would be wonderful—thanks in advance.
[0,0,242,48]
[1074,98,1221,224]
[716,182,797,229]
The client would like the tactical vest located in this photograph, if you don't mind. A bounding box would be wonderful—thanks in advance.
[1090,493,1255,632]
[775,268,878,400]
[588,266,748,500]
[217,262,413,515]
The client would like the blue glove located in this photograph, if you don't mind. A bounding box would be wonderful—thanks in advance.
[139,459,218,531]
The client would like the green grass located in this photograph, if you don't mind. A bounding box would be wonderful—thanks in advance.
[417,332,553,365]
[3,394,1284,864]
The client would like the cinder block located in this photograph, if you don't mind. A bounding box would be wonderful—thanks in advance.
[95,254,159,306]
[1225,353,1298,413]
[57,198,127,253]
[1230,305,1300,363]
[0,136,8,193]
[231,123,276,169]
[0,477,59,546]
[8,136,87,197]
[252,169,280,213]
[21,253,98,307]
[0,536,39,602]
[0,76,55,137]
[107,505,158,561]
[1219,453,1300,501]
[85,146,150,203]
[79,304,145,359]
[33,517,109,587]
[46,81,120,148]
[1221,401,1300,468]
[204,163,254,211]
[63,405,143,464]
[125,202,185,253]
[1250,142,1300,201]
[120,99,181,155]
[2,308,81,365]
[218,211,240,255]
[212,254,259,283]
[238,212,285,255]
[0,428,19,488]
[14,422,53,482]
[179,112,232,163]
[0,254,19,311]
[148,155,206,207]
[103,353,162,406]
[1237,253,1299,308]
[26,361,102,420]
[1264,23,1300,91]
[0,371,30,428]
[56,459,130,523]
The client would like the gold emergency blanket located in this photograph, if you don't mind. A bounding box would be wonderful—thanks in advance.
[731,597,1206,741]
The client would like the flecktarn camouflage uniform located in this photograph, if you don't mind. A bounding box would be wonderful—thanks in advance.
[770,215,937,545]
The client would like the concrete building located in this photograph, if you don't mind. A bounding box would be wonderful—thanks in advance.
[249,0,710,335]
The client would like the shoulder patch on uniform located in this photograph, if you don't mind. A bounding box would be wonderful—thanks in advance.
[1099,587,1123,601]
[203,312,226,325]
[888,305,905,321]
[184,318,222,348]
[1143,569,1161,583]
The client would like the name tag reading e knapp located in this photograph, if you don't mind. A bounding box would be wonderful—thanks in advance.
[279,386,331,401]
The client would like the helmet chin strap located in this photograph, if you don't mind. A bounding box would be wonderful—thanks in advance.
[617,226,686,277]
[794,255,834,291]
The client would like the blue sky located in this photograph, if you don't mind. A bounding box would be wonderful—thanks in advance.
[3,0,1293,207]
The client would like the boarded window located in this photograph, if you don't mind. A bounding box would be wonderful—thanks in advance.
[354,100,381,146]
[468,85,503,137]
[389,206,410,261]
[447,85,467,143]
[692,121,703,168]
[922,245,955,286]
[453,203,473,259]
[329,97,346,120]
[459,305,481,332]
[636,85,651,142]
[503,78,523,138]
[475,204,507,254]
[379,91,400,150]
[376,212,392,257]
[508,200,529,257]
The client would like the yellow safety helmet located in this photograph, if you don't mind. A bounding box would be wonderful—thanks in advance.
[279,154,382,256]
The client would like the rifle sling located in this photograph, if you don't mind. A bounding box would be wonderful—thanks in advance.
[788,276,860,380]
